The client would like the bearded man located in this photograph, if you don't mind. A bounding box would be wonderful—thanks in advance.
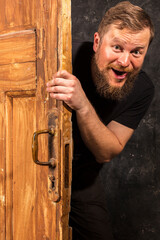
[46,1,155,239]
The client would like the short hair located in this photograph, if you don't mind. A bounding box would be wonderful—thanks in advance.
[98,1,154,45]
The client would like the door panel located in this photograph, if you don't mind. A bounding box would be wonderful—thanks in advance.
[0,30,36,91]
[0,62,36,90]
[12,97,36,239]
[5,95,37,239]
[0,30,36,65]
[0,0,72,239]
[0,0,36,30]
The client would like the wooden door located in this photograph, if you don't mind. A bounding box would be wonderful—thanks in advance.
[0,0,72,240]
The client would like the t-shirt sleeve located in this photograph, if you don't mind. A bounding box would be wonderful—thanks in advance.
[114,77,155,130]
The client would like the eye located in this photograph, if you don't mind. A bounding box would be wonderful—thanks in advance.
[131,49,143,57]
[133,50,140,55]
[113,45,122,52]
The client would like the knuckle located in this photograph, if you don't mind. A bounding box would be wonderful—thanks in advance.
[54,78,58,85]
[54,86,58,92]
[54,77,60,86]
[60,70,67,75]
[51,78,55,85]
[71,78,77,87]
[71,87,76,95]
[70,81,76,88]
[72,76,77,81]
[66,94,72,102]
[50,93,55,98]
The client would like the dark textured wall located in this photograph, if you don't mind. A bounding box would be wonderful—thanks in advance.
[71,1,160,240]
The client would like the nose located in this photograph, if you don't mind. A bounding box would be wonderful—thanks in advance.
[117,51,130,67]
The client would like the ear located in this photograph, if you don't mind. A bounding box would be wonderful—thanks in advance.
[93,32,100,52]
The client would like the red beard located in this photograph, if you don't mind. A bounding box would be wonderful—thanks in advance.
[91,54,140,101]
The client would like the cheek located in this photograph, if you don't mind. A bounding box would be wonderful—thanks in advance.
[131,57,144,70]
[97,49,117,69]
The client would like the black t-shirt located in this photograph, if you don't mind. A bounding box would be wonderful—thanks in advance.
[72,41,155,164]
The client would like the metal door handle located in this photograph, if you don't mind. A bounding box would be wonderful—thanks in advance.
[32,128,55,166]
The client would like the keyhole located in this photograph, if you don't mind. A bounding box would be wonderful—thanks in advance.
[49,176,55,191]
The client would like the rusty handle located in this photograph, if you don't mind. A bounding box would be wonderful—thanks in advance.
[32,128,55,166]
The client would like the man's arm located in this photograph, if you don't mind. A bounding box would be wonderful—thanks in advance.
[76,103,134,163]
[46,70,134,163]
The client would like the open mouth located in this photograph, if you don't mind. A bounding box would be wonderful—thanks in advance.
[112,68,128,79]
[112,68,126,75]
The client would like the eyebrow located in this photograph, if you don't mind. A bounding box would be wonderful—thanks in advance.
[112,37,146,49]
[112,37,127,44]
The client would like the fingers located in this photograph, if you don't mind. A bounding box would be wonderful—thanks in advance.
[46,78,70,89]
[53,70,73,79]
[47,85,72,94]
[46,76,75,95]
[50,93,72,102]
[46,70,75,102]
[46,70,82,109]
[46,70,87,111]
[46,70,76,87]
[47,70,73,84]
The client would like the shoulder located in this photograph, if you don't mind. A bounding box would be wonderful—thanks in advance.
[114,70,155,129]
[134,70,155,97]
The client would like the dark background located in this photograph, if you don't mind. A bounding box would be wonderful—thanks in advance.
[71,1,160,240]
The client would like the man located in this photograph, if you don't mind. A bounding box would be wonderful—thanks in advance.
[46,1,155,239]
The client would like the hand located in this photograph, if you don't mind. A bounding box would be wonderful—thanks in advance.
[46,70,88,112]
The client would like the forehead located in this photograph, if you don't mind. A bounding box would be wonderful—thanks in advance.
[102,25,150,47]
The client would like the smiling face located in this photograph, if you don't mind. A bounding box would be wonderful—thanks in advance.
[92,24,151,100]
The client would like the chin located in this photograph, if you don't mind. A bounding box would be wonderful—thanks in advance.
[108,78,126,88]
